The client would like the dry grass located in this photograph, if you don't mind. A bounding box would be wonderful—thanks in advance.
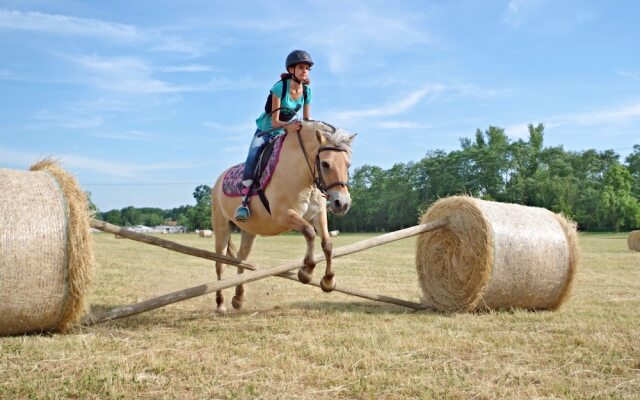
[1,231,639,399]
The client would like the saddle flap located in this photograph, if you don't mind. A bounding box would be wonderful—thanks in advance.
[222,134,286,197]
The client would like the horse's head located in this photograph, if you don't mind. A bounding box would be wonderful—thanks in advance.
[301,121,356,215]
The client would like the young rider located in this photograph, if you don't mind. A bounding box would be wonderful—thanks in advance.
[235,50,314,222]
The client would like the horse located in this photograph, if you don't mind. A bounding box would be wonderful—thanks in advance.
[210,120,356,313]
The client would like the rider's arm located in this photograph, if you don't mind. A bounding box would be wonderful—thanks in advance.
[270,94,287,128]
[303,103,311,121]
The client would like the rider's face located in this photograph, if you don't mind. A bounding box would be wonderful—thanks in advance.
[290,63,311,81]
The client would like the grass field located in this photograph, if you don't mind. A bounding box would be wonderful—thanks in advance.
[1,231,639,399]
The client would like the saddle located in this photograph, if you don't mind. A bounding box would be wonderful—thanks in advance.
[222,133,287,212]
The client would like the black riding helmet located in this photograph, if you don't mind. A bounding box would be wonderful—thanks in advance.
[285,50,314,70]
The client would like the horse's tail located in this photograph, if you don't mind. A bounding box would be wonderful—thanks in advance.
[226,234,238,259]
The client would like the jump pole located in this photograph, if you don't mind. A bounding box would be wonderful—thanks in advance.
[85,219,447,325]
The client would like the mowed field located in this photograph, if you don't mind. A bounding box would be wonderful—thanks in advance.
[1,231,639,399]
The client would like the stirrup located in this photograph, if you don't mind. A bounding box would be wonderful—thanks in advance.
[235,204,250,222]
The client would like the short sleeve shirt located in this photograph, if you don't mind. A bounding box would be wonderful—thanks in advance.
[256,80,312,136]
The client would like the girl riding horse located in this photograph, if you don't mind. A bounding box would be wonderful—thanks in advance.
[235,50,314,222]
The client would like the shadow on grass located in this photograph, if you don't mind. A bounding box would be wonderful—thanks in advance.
[81,298,445,332]
[290,300,431,315]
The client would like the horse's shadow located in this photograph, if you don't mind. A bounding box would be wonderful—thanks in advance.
[289,300,427,315]
[82,299,436,332]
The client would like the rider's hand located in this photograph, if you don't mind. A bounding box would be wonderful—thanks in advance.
[284,120,302,131]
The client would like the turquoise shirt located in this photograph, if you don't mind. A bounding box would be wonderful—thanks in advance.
[256,79,312,136]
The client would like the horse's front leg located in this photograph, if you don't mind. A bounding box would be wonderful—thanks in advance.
[312,206,335,292]
[276,209,317,284]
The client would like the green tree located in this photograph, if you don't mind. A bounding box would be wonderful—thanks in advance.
[460,126,511,200]
[625,145,640,199]
[185,185,212,231]
[102,209,123,225]
[595,164,640,231]
[120,206,142,226]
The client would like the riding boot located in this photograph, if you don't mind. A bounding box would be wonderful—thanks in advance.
[234,180,253,222]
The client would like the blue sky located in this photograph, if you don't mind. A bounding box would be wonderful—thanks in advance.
[1,0,639,211]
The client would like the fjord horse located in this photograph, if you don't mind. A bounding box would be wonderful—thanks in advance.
[210,120,355,312]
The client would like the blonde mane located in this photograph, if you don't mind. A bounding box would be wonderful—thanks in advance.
[305,120,355,155]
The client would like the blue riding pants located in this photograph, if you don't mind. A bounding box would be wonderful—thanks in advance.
[242,129,270,181]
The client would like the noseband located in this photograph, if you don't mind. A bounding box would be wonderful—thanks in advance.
[296,131,350,196]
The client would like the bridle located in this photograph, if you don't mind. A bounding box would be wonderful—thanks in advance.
[296,130,350,196]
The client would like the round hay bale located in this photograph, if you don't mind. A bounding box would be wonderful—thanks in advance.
[199,229,213,238]
[416,196,579,312]
[0,159,93,335]
[629,230,640,251]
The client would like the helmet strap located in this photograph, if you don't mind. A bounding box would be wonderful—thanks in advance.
[287,66,301,84]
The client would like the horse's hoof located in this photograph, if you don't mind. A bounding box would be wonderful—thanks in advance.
[298,267,313,284]
[320,275,336,292]
[216,304,227,314]
[232,296,244,310]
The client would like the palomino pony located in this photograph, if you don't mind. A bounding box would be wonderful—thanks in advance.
[210,120,356,312]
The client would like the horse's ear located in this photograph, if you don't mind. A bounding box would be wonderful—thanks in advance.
[347,133,357,145]
[315,130,327,144]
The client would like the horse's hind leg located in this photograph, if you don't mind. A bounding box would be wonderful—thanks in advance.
[214,219,232,314]
[232,230,257,310]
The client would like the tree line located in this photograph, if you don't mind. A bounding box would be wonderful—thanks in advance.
[96,124,640,233]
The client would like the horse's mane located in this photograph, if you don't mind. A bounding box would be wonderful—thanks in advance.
[305,120,354,155]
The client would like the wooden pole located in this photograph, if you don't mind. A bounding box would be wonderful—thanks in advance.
[91,219,258,271]
[85,219,447,324]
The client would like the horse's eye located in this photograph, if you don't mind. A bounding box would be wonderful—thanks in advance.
[321,161,330,169]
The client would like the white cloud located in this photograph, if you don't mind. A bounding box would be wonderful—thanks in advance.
[552,102,640,126]
[374,121,428,130]
[306,5,432,74]
[66,54,195,93]
[61,154,195,178]
[0,146,194,178]
[0,68,13,78]
[615,70,639,80]
[0,9,202,56]
[31,109,104,129]
[333,87,431,120]
[504,102,640,139]
[204,121,255,135]
[160,64,219,73]
[503,0,548,28]
[330,81,492,123]
[92,130,160,142]
[503,123,531,139]
[204,3,433,75]
[502,0,595,31]
[0,9,141,41]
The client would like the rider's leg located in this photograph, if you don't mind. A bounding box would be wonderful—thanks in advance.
[236,131,267,221]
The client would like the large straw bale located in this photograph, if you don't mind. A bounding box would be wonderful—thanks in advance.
[416,196,579,312]
[0,159,93,335]
[629,230,640,251]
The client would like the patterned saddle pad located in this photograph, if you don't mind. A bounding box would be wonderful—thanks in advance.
[222,134,286,197]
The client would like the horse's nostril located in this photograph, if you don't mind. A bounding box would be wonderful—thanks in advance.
[334,199,342,208]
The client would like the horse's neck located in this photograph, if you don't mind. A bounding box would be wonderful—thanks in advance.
[280,130,319,190]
